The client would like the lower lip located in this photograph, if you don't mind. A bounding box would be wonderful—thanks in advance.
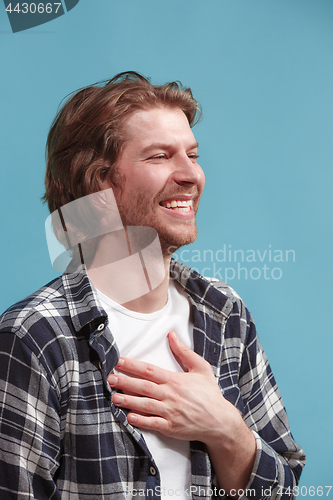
[159,205,195,219]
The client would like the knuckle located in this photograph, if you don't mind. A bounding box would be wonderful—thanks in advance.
[169,376,181,391]
[144,399,155,413]
[169,392,180,404]
[144,363,155,377]
[143,380,153,394]
[151,419,160,430]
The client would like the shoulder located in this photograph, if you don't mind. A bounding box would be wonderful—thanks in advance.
[0,266,104,339]
[170,259,251,322]
[0,275,72,384]
[171,259,244,304]
[0,275,66,336]
[0,265,106,354]
[0,268,108,397]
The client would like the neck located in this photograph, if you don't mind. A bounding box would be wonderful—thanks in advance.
[86,229,172,314]
[120,263,170,313]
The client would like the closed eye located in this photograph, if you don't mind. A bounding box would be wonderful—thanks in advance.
[147,153,169,161]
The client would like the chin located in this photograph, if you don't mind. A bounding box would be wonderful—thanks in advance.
[158,227,198,256]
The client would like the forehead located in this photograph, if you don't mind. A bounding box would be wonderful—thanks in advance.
[122,106,196,146]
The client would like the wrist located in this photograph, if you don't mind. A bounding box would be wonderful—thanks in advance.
[204,407,257,495]
[203,401,245,451]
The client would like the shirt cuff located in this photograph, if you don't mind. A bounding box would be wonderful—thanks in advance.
[239,431,279,500]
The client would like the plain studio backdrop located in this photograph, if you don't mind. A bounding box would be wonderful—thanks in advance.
[1,0,332,493]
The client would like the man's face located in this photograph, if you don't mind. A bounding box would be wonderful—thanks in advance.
[109,106,205,254]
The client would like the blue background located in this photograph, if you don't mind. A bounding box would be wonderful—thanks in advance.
[1,0,332,492]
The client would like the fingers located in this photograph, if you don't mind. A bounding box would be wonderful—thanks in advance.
[167,331,210,374]
[107,343,220,441]
[111,332,211,388]
[127,413,169,432]
[108,370,167,419]
[108,373,163,400]
[114,357,169,384]
[112,391,165,417]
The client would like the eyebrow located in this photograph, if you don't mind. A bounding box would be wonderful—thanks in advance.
[140,141,199,155]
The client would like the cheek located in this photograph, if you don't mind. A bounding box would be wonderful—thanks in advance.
[121,176,159,206]
[138,170,169,192]
[115,166,170,205]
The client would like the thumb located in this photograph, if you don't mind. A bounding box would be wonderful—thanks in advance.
[167,331,208,373]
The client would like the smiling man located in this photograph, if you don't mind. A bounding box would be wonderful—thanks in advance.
[0,72,305,499]
[110,107,203,249]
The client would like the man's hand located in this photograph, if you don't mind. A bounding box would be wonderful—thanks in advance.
[107,331,256,495]
[108,330,237,443]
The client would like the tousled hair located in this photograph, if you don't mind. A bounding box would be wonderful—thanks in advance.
[42,71,201,214]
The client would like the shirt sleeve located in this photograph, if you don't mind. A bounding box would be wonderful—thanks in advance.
[237,309,306,500]
[0,331,61,500]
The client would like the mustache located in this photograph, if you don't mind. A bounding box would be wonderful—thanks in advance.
[155,188,200,203]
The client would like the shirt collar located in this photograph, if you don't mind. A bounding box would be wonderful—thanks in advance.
[170,259,233,319]
[62,264,107,333]
[62,260,233,334]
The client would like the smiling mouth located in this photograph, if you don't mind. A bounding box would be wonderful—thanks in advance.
[159,199,193,212]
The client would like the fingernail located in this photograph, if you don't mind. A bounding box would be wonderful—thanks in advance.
[128,414,137,423]
[116,357,124,367]
[113,393,124,404]
[108,374,118,386]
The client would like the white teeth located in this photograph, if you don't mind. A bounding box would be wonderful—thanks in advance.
[162,199,193,210]
[160,200,193,215]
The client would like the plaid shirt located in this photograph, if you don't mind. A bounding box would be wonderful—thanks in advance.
[0,260,305,500]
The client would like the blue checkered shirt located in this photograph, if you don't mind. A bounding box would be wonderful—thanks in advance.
[0,260,305,499]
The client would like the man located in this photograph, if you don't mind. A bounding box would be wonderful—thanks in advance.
[0,72,305,499]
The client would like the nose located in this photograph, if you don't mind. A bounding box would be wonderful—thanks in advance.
[173,154,205,188]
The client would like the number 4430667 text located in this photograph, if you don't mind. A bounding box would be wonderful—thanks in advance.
[278,486,332,497]
[5,3,62,14]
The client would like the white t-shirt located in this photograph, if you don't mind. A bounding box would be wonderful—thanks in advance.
[97,280,193,499]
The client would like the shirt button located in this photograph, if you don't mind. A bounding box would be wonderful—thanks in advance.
[97,323,105,331]
[149,466,157,476]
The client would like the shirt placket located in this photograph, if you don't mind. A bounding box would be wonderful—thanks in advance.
[89,320,162,499]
